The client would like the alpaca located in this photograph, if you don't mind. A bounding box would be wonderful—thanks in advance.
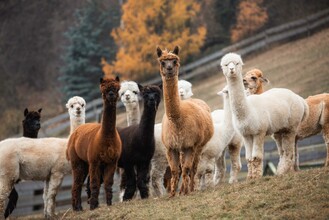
[243,68,269,95]
[118,85,161,200]
[118,81,141,126]
[67,77,121,211]
[4,108,42,218]
[157,46,214,196]
[150,79,194,197]
[243,71,329,169]
[0,96,86,219]
[66,96,86,135]
[220,52,309,178]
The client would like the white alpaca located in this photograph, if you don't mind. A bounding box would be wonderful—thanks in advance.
[66,96,86,135]
[220,52,309,178]
[0,96,86,218]
[118,81,141,126]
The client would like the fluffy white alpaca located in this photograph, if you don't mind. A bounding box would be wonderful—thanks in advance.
[0,96,86,218]
[118,81,141,126]
[66,96,86,135]
[178,79,193,99]
[220,53,308,178]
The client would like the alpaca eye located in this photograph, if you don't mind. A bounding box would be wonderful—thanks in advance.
[251,76,257,80]
[71,105,74,108]
[81,104,84,107]
[161,61,166,67]
[173,60,177,65]
[133,91,138,95]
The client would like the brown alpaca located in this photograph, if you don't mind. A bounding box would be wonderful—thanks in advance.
[243,68,269,95]
[156,46,214,197]
[66,76,122,211]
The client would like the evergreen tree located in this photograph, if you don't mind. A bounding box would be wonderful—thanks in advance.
[59,0,120,102]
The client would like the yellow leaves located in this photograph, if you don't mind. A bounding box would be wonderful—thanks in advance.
[231,0,268,43]
[104,0,206,80]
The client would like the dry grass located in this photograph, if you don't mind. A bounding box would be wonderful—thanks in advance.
[16,168,329,219]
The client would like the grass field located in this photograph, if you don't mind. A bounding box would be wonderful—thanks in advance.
[13,28,329,219]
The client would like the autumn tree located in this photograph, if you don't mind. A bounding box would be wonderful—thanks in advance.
[231,0,268,43]
[59,0,120,102]
[109,0,207,81]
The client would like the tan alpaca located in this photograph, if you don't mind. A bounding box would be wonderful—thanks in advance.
[243,69,269,95]
[156,46,214,196]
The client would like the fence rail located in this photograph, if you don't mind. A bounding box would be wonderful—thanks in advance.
[38,8,329,137]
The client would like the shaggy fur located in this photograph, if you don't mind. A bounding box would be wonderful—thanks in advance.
[118,81,141,126]
[67,77,121,211]
[243,72,329,169]
[243,69,269,95]
[118,85,161,200]
[220,53,308,178]
[4,108,42,218]
[157,46,214,196]
[0,97,85,219]
[66,96,86,135]
[178,79,193,99]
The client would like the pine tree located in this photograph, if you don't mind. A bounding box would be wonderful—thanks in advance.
[59,0,120,102]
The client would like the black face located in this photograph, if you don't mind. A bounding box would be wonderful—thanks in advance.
[141,85,161,108]
[23,112,41,131]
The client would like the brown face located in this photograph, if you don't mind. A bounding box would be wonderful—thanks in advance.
[243,73,259,94]
[100,77,121,104]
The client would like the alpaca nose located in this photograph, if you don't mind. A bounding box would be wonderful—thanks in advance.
[125,94,130,100]
[77,107,81,111]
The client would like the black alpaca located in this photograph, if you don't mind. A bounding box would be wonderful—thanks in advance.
[86,85,161,201]
[5,108,42,218]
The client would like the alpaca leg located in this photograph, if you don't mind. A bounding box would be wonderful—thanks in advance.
[277,132,296,175]
[251,134,265,178]
[136,162,151,199]
[214,151,226,185]
[71,160,88,211]
[4,187,18,218]
[103,163,117,206]
[322,124,329,167]
[228,143,242,183]
[119,168,126,202]
[0,180,13,218]
[163,166,172,194]
[180,148,195,195]
[89,164,101,210]
[45,173,65,218]
[150,163,163,197]
[166,149,180,197]
[43,180,50,217]
[243,136,253,179]
[190,147,203,192]
[123,166,137,201]
[294,138,300,171]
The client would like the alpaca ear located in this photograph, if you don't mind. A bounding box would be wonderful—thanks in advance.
[173,46,180,55]
[38,108,42,113]
[156,46,162,58]
[115,75,120,82]
[157,83,163,91]
[100,78,104,84]
[138,83,143,92]
[260,77,269,84]
[24,108,28,116]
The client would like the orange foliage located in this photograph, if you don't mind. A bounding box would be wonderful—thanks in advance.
[231,0,268,43]
[106,0,206,80]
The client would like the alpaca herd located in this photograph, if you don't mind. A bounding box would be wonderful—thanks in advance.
[0,47,327,218]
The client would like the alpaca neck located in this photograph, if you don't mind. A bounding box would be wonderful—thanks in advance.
[23,129,38,138]
[162,76,181,120]
[227,76,250,121]
[101,100,117,136]
[139,102,157,137]
[125,103,141,126]
[255,85,264,95]
[70,116,85,135]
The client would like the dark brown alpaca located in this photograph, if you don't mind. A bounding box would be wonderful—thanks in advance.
[157,46,214,197]
[4,108,42,218]
[66,76,122,211]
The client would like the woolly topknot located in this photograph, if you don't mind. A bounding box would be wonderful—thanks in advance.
[119,81,140,97]
[220,53,244,67]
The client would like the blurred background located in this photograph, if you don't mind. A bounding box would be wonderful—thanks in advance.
[0,0,328,139]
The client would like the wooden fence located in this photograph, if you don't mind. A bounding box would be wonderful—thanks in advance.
[9,9,329,217]
[38,8,329,138]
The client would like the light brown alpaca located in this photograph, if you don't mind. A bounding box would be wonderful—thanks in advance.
[243,68,269,95]
[243,70,329,169]
[156,46,214,197]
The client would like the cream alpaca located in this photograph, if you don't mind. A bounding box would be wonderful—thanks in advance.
[220,53,308,178]
[0,96,86,218]
[157,46,214,196]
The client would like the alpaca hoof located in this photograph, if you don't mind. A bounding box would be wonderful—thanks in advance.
[90,200,99,210]
[73,206,83,212]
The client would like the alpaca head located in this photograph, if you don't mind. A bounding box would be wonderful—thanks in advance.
[119,81,140,108]
[66,96,86,118]
[178,80,193,100]
[139,85,162,110]
[100,76,121,104]
[220,53,244,78]
[243,69,269,94]
[156,46,180,80]
[23,108,42,134]
[217,85,229,97]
